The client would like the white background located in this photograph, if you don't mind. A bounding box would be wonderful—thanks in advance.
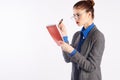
[0,0,120,80]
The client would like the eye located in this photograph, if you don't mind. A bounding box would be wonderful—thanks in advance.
[73,14,76,17]
[76,14,80,17]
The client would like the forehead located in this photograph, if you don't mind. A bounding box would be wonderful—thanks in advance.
[73,8,85,13]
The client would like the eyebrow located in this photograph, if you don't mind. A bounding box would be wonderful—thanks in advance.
[73,13,81,15]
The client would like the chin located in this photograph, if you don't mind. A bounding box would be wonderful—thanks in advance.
[77,24,83,27]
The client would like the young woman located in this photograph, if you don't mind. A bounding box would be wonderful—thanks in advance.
[58,0,105,80]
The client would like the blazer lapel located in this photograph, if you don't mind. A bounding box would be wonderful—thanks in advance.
[74,32,81,49]
[80,26,97,56]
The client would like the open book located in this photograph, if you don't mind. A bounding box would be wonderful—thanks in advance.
[46,24,63,45]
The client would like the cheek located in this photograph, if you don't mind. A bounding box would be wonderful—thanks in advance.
[79,16,86,24]
[80,15,88,23]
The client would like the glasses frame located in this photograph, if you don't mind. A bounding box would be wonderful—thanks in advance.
[72,11,86,19]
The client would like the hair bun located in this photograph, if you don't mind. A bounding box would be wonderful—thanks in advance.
[86,0,95,7]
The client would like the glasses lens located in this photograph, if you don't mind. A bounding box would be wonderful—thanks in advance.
[73,13,81,19]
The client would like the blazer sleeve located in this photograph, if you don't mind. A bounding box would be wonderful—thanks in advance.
[62,31,79,63]
[70,31,105,72]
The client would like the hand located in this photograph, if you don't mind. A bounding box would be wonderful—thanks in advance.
[58,19,67,36]
[58,41,74,53]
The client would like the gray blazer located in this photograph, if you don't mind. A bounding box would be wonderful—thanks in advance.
[62,26,105,80]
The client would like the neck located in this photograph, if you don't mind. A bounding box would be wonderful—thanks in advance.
[84,20,93,29]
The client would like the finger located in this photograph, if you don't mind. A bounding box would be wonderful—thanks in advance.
[58,19,63,28]
[58,24,62,30]
[57,41,64,46]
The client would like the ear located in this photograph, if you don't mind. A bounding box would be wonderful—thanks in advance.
[88,11,92,18]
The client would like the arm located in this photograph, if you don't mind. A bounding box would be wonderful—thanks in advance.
[61,32,79,63]
[62,36,71,63]
[57,20,74,63]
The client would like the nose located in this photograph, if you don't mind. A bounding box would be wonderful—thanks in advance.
[74,17,79,21]
[73,15,77,19]
[74,17,77,20]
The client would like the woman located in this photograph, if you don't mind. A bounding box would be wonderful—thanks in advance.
[58,0,105,80]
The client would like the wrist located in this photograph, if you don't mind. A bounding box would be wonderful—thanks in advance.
[69,49,77,57]
[68,47,74,53]
[62,34,67,36]
[63,36,69,43]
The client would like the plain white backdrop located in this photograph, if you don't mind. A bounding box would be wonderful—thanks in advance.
[0,0,120,80]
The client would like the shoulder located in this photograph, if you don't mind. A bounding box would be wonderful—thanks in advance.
[91,26,105,42]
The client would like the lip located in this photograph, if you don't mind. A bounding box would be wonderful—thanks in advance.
[76,21,79,24]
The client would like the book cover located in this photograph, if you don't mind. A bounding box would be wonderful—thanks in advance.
[46,24,63,45]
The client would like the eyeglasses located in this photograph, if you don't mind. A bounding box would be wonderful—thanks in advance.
[72,11,86,19]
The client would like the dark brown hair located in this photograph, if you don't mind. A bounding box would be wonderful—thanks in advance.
[73,0,95,19]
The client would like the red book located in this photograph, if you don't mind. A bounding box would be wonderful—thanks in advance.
[46,24,63,45]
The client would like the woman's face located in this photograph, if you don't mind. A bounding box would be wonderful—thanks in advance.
[73,8,90,26]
